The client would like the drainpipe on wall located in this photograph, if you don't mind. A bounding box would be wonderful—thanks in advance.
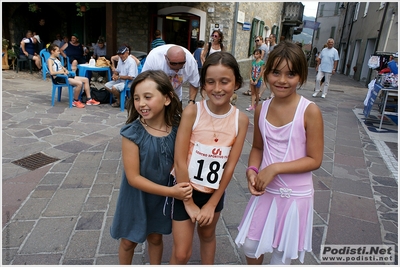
[344,3,356,75]
[338,2,349,72]
[231,2,239,56]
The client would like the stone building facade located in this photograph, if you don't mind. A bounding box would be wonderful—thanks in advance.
[3,2,287,78]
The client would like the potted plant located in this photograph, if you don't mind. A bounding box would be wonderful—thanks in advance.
[28,3,41,13]
[76,2,90,17]
[7,47,17,59]
[2,38,9,49]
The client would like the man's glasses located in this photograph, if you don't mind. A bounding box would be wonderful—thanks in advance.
[165,56,186,66]
[212,35,219,38]
[255,40,260,42]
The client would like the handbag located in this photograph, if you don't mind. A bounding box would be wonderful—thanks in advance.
[95,57,111,67]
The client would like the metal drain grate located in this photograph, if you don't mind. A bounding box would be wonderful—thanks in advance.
[12,152,60,171]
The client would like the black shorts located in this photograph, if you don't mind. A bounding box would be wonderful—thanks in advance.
[54,76,67,84]
[172,189,225,221]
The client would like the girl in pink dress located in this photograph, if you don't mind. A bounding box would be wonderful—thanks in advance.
[235,41,324,265]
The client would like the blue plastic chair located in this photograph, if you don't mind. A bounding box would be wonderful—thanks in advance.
[50,74,76,108]
[40,49,50,80]
[108,80,131,111]
[47,57,79,108]
[119,80,131,112]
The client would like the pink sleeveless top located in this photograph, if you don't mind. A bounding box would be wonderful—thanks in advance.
[236,96,315,263]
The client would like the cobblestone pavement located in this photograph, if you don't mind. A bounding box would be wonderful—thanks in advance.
[2,67,398,265]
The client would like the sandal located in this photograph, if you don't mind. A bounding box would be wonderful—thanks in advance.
[242,89,251,96]
[112,102,120,108]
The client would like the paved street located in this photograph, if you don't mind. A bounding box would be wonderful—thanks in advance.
[2,66,398,265]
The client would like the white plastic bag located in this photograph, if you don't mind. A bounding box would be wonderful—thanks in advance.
[368,56,380,69]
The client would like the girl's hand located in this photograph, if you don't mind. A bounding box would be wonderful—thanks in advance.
[171,182,192,201]
[183,199,200,223]
[247,173,264,196]
[254,164,277,192]
[196,203,215,227]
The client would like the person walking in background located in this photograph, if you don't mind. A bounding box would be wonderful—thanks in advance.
[254,36,268,100]
[110,70,192,264]
[201,29,225,65]
[260,33,276,99]
[246,48,264,111]
[235,41,324,265]
[313,43,328,93]
[268,34,277,54]
[151,30,166,50]
[313,38,339,98]
[193,40,205,75]
[170,52,249,264]
[255,35,268,63]
[259,33,278,99]
[47,44,100,108]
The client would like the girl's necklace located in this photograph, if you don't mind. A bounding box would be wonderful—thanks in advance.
[210,118,220,142]
[140,118,169,133]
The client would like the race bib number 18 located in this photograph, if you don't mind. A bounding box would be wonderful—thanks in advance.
[188,142,231,189]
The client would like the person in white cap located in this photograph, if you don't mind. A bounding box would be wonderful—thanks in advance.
[104,46,138,108]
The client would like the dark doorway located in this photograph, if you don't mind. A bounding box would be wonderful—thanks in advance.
[164,15,190,50]
[162,13,200,52]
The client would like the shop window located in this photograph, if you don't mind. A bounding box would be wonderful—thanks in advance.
[330,26,336,39]
[319,4,324,17]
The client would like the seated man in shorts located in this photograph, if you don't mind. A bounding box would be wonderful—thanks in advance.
[104,46,138,108]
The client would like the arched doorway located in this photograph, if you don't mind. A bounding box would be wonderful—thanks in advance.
[155,6,206,53]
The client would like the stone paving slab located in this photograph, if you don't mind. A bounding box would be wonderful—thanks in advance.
[2,68,398,265]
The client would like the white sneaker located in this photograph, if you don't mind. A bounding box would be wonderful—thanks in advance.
[312,92,318,97]
[321,94,326,98]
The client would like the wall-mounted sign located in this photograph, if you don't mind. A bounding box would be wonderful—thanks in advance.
[237,11,245,24]
[243,22,251,31]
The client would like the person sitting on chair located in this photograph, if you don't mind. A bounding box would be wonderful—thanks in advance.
[110,44,140,72]
[60,33,88,73]
[105,46,138,108]
[47,43,100,108]
[93,39,108,60]
[19,30,42,72]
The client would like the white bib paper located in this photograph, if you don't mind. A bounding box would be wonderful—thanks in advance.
[188,142,231,189]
